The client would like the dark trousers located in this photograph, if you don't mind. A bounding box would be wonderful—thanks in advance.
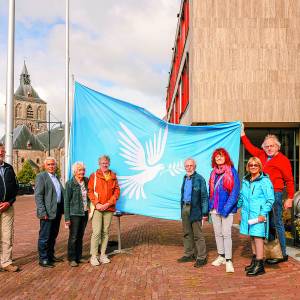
[68,213,88,262]
[38,203,63,262]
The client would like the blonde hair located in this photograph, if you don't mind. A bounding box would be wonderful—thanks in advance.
[246,157,263,173]
[261,134,281,149]
[72,161,86,175]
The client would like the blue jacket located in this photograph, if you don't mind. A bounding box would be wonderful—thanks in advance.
[181,172,208,223]
[209,167,240,217]
[238,173,275,238]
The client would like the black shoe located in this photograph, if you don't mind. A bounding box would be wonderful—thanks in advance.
[246,260,265,276]
[265,255,288,265]
[194,257,207,268]
[245,256,256,272]
[39,260,55,268]
[49,256,64,263]
[177,255,195,263]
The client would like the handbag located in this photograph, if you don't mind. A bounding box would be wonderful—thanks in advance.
[88,172,98,221]
[264,208,283,260]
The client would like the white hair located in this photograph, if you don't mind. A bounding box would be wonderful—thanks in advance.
[184,157,197,168]
[72,161,86,175]
[44,156,56,164]
[261,134,281,149]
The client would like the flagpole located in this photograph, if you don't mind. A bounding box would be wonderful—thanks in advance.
[5,0,15,165]
[64,0,70,183]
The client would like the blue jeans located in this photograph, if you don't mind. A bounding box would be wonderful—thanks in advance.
[269,192,286,256]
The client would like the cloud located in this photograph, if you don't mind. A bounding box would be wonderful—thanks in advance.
[0,0,180,137]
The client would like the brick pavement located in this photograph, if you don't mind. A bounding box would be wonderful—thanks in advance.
[0,196,299,300]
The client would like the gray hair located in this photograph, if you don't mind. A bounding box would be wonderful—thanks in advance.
[98,155,110,163]
[184,157,197,168]
[72,161,86,175]
[261,134,281,149]
[44,156,56,164]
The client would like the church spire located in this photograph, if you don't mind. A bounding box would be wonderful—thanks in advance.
[20,61,30,85]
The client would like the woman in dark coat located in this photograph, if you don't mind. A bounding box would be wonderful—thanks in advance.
[64,162,90,267]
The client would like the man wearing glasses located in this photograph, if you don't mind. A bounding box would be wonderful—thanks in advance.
[0,143,19,272]
[177,158,209,268]
[35,157,64,267]
[241,127,295,264]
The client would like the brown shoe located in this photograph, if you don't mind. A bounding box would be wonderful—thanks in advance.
[3,264,19,272]
[78,258,89,263]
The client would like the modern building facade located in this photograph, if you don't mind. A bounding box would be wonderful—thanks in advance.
[166,0,300,191]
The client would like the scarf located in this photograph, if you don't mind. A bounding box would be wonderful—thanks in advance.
[209,165,234,209]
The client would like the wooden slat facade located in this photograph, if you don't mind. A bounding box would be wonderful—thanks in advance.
[185,0,300,124]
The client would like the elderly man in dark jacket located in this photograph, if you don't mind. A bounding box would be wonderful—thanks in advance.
[177,158,209,268]
[35,157,64,268]
[0,143,19,272]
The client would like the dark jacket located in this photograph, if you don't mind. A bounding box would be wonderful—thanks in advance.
[0,162,18,205]
[64,176,89,221]
[181,171,208,223]
[34,171,64,219]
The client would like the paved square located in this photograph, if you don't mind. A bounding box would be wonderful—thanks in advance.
[0,196,299,299]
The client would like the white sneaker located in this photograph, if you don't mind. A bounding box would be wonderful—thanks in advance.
[226,260,234,273]
[100,255,111,264]
[211,255,226,266]
[90,255,100,266]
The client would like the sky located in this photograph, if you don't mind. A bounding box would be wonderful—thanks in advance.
[0,0,180,137]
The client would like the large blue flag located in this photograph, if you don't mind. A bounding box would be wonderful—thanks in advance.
[69,82,241,220]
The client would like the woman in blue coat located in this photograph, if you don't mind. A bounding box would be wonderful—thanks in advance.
[209,148,240,273]
[238,157,275,276]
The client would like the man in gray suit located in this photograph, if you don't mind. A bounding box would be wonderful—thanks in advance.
[35,157,64,268]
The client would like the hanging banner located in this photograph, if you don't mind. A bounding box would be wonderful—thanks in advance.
[69,82,241,220]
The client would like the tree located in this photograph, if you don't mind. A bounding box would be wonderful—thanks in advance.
[17,160,36,184]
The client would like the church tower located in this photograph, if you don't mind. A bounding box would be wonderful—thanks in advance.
[14,62,47,134]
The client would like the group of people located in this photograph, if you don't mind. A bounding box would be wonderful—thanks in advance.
[178,129,294,277]
[0,126,295,276]
[35,155,120,268]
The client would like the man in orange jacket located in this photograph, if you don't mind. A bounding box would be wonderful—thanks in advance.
[88,155,120,266]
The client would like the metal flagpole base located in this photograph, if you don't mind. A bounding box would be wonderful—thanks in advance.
[107,212,133,257]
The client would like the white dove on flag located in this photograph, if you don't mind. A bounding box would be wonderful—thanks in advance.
[117,122,169,200]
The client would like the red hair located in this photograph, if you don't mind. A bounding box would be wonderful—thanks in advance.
[211,148,233,168]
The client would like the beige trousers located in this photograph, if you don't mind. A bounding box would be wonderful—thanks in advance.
[0,206,14,267]
[90,210,113,256]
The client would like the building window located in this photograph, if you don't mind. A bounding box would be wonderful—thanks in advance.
[36,158,40,164]
[240,128,299,191]
[15,103,22,118]
[21,158,24,163]
[37,106,42,120]
[27,105,33,119]
[181,54,189,114]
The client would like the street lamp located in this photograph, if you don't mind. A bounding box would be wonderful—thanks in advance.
[37,111,63,156]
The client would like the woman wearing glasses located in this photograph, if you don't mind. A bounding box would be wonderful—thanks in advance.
[209,148,240,273]
[238,157,275,276]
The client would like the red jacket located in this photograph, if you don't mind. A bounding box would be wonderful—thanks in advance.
[241,135,294,199]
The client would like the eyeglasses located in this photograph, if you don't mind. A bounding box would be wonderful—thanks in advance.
[248,164,259,168]
[185,165,194,168]
[264,144,276,149]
